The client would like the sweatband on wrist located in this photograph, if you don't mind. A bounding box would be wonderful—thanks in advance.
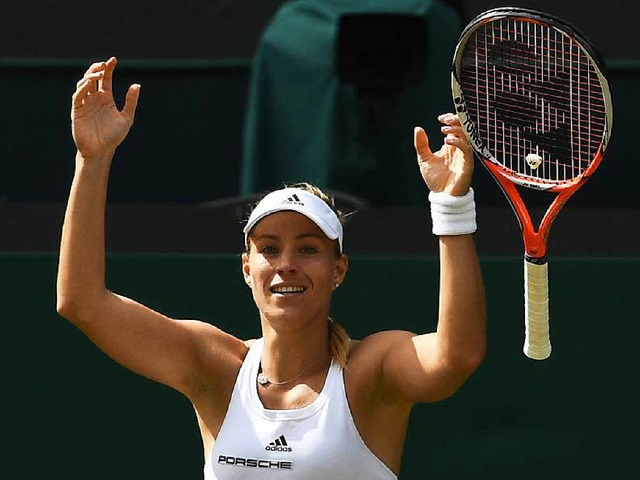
[428,188,477,236]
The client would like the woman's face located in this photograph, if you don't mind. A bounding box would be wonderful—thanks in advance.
[242,211,347,328]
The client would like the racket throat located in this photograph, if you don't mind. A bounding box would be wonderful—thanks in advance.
[522,229,549,259]
[515,205,550,259]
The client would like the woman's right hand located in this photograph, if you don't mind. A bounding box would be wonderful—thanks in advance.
[71,57,140,159]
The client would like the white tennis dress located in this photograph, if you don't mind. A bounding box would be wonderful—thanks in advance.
[204,338,397,479]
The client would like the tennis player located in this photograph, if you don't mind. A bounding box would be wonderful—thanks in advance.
[57,57,486,479]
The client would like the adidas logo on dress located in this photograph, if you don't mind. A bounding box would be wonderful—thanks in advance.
[265,434,292,452]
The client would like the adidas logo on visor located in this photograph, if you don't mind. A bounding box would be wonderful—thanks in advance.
[281,194,304,206]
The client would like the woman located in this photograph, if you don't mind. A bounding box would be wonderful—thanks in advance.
[57,57,486,479]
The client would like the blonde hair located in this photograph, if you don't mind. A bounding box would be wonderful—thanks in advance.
[328,317,350,369]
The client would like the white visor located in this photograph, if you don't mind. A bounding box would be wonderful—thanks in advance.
[243,188,343,252]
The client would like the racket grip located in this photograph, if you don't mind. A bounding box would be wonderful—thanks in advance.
[523,257,551,360]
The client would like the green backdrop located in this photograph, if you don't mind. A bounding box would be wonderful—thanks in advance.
[240,0,460,206]
[1,253,636,478]
[0,60,249,204]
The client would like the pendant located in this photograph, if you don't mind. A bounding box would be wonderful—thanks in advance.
[257,373,270,385]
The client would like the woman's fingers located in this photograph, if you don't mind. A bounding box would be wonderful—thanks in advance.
[438,112,459,126]
[72,57,118,108]
[72,73,103,108]
[76,58,114,91]
[121,83,141,122]
[76,63,104,87]
[75,71,103,90]
[86,61,106,72]
[414,126,432,162]
[439,114,473,157]
[98,57,117,93]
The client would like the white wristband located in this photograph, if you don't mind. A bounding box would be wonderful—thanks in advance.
[429,188,477,236]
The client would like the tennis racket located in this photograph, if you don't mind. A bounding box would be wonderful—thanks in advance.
[451,7,613,360]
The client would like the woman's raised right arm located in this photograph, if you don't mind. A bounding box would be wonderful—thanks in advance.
[56,57,244,398]
[57,57,139,323]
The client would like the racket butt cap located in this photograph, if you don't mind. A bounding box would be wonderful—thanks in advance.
[523,343,551,360]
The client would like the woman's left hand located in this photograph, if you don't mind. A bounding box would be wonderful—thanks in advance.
[414,113,474,196]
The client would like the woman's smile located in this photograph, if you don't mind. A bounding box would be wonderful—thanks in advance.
[270,284,307,295]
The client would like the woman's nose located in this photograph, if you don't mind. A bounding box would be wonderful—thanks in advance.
[276,251,297,273]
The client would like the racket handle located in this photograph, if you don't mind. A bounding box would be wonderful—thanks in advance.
[523,257,552,360]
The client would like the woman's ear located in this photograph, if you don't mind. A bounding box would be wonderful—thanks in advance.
[334,254,348,289]
[242,253,252,287]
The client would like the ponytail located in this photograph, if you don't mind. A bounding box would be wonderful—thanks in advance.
[328,317,350,368]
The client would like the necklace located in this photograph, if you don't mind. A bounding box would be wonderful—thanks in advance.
[257,353,326,386]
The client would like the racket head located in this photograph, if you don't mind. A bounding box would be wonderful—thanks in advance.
[451,7,613,192]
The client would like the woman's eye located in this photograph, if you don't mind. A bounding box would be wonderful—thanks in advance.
[260,245,278,255]
[300,246,317,254]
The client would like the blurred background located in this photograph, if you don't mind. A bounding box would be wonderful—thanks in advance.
[1,1,637,478]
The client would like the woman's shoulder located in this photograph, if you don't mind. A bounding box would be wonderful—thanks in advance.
[345,330,420,374]
[347,338,361,352]
[348,330,416,356]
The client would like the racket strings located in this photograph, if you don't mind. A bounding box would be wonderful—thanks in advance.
[459,17,607,183]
